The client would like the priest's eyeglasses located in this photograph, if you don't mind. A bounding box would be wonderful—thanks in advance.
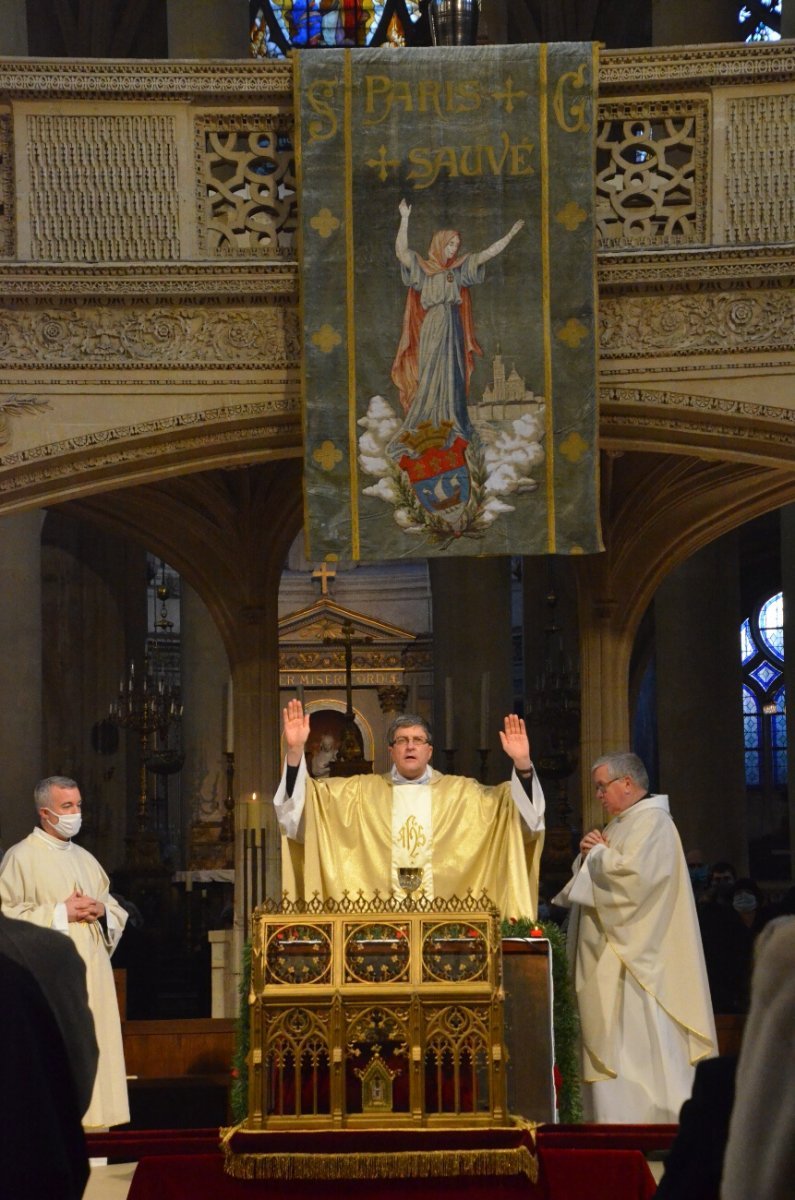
[594,776,622,795]
[391,735,429,747]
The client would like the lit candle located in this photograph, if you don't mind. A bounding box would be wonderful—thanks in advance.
[480,672,490,748]
[445,676,454,749]
[225,679,234,753]
[250,791,261,846]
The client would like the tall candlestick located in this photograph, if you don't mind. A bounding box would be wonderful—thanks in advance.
[445,676,454,749]
[225,678,234,753]
[479,671,490,748]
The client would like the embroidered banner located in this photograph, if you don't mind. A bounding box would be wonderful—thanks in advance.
[296,43,601,560]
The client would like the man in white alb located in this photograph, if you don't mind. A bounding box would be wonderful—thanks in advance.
[273,701,546,921]
[554,752,716,1123]
[0,775,130,1128]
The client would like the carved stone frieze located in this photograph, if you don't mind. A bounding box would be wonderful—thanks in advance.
[0,47,792,102]
[598,247,795,290]
[0,303,301,369]
[0,109,11,260]
[0,59,293,101]
[599,42,795,92]
[0,398,301,489]
[603,385,795,426]
[599,290,795,359]
[600,386,795,460]
[0,264,298,297]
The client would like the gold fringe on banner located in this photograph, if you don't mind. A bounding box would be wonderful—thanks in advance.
[224,1145,538,1183]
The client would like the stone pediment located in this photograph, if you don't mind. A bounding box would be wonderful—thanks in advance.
[279,599,415,649]
[279,600,417,690]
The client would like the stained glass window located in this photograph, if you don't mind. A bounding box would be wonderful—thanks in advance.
[250,0,425,58]
[739,1,782,42]
[740,590,786,789]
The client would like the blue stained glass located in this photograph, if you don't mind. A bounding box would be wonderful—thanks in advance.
[251,1,422,57]
[745,750,760,786]
[749,660,781,690]
[741,595,787,791]
[742,713,758,738]
[739,0,782,41]
[759,592,784,660]
[774,749,787,787]
[740,618,754,665]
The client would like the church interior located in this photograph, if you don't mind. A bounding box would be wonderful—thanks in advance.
[0,1,794,1197]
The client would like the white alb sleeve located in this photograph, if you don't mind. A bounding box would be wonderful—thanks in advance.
[273,755,308,842]
[510,767,546,832]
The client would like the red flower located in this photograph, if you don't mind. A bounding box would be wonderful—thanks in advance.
[467,928,479,938]
[231,1068,240,1079]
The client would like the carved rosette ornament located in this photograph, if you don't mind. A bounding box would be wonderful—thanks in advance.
[377,685,408,715]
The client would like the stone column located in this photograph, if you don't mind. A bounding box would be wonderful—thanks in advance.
[780,504,795,881]
[428,558,513,784]
[0,511,42,849]
[180,582,231,867]
[655,531,748,871]
[575,555,632,833]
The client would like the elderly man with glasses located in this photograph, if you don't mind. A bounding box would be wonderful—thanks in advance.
[553,752,716,1124]
[272,702,545,921]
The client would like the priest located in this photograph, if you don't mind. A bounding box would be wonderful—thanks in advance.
[553,752,717,1123]
[0,775,130,1129]
[273,701,545,920]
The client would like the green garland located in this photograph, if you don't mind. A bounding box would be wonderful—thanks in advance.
[501,918,582,1123]
[230,921,581,1125]
[230,938,251,1124]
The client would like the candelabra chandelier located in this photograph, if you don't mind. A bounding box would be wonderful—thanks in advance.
[109,657,183,832]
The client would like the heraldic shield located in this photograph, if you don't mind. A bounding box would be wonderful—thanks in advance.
[397,421,471,525]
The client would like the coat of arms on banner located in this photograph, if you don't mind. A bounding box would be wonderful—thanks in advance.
[296,43,601,560]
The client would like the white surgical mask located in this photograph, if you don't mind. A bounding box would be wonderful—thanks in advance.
[44,810,82,839]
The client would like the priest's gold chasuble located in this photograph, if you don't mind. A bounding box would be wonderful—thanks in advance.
[280,770,543,921]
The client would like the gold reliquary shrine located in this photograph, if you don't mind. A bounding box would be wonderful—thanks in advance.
[244,893,510,1131]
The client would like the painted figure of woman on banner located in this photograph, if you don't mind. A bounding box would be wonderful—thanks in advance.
[357,200,546,547]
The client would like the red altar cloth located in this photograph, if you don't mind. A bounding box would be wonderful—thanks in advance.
[126,1146,657,1200]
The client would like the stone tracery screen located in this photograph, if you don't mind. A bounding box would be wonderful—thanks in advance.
[195,112,296,259]
[25,112,180,262]
[596,96,710,248]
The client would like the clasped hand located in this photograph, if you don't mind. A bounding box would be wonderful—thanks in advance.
[65,888,105,923]
[580,828,607,857]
